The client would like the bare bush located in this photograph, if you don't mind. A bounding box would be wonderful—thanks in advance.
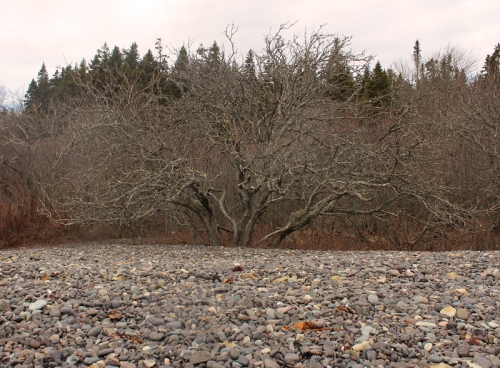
[39,27,478,247]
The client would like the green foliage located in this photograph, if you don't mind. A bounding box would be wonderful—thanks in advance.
[244,49,257,81]
[363,61,391,106]
[174,46,189,73]
[413,39,422,89]
[483,43,500,77]
[24,63,51,114]
[324,41,355,101]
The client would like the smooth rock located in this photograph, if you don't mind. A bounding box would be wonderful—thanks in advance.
[0,299,12,312]
[28,300,47,311]
[264,359,280,368]
[190,351,212,364]
[88,325,103,337]
[367,294,379,304]
[440,306,456,317]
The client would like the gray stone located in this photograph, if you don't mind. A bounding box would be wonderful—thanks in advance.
[149,332,164,341]
[165,321,183,329]
[429,354,443,363]
[190,351,212,364]
[97,348,114,357]
[264,359,280,368]
[88,325,103,337]
[147,317,165,326]
[28,300,47,311]
[367,294,379,304]
[179,350,192,360]
[473,354,493,368]
[0,299,12,312]
[61,305,77,316]
[49,306,61,317]
[237,355,249,366]
[283,353,301,365]
[366,350,377,361]
[229,348,240,359]
[457,343,470,357]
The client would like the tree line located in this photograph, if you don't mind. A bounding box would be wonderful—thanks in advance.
[1,26,499,249]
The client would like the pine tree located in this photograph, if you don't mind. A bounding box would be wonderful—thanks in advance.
[124,42,140,72]
[90,43,111,87]
[36,63,51,102]
[51,65,81,103]
[244,49,257,81]
[208,41,221,68]
[413,40,422,90]
[139,49,158,88]
[483,43,500,77]
[324,43,355,101]
[24,79,39,111]
[109,46,123,71]
[174,46,189,73]
[24,63,52,114]
[364,61,391,106]
[357,65,371,100]
[154,38,167,68]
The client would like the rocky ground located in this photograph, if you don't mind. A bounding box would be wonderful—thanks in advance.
[0,243,499,368]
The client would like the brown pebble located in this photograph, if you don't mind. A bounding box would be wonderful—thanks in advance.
[456,308,469,320]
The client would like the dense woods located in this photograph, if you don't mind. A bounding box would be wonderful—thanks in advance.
[1,27,499,249]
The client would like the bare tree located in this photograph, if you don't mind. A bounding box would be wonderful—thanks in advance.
[40,27,476,247]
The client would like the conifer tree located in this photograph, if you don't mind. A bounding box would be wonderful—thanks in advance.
[244,49,257,81]
[174,46,189,73]
[24,79,39,111]
[208,41,221,63]
[109,46,123,71]
[357,65,371,100]
[124,42,140,71]
[24,63,52,114]
[483,43,500,77]
[364,61,391,106]
[36,63,50,102]
[413,40,422,90]
[324,43,355,101]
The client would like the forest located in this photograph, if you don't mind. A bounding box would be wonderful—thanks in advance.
[1,26,499,250]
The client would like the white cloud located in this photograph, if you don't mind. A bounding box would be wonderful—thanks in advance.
[1,0,498,93]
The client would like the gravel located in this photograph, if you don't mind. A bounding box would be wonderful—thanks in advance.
[0,243,499,367]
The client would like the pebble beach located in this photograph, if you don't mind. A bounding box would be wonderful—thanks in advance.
[0,243,499,368]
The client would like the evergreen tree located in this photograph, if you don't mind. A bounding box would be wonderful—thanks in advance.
[364,61,391,106]
[109,46,123,71]
[174,46,189,73]
[36,63,51,102]
[356,65,371,99]
[483,43,500,77]
[90,43,111,87]
[154,38,167,68]
[139,49,158,88]
[324,42,355,101]
[244,49,257,81]
[51,65,81,103]
[24,63,52,114]
[124,42,140,71]
[24,79,39,111]
[208,41,221,66]
[90,43,110,70]
[413,40,422,90]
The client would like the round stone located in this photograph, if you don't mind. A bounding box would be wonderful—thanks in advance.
[456,308,469,320]
[440,306,457,317]
[88,325,103,337]
[29,300,47,311]
[367,294,379,304]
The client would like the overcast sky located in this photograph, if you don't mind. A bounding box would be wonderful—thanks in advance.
[1,0,499,96]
